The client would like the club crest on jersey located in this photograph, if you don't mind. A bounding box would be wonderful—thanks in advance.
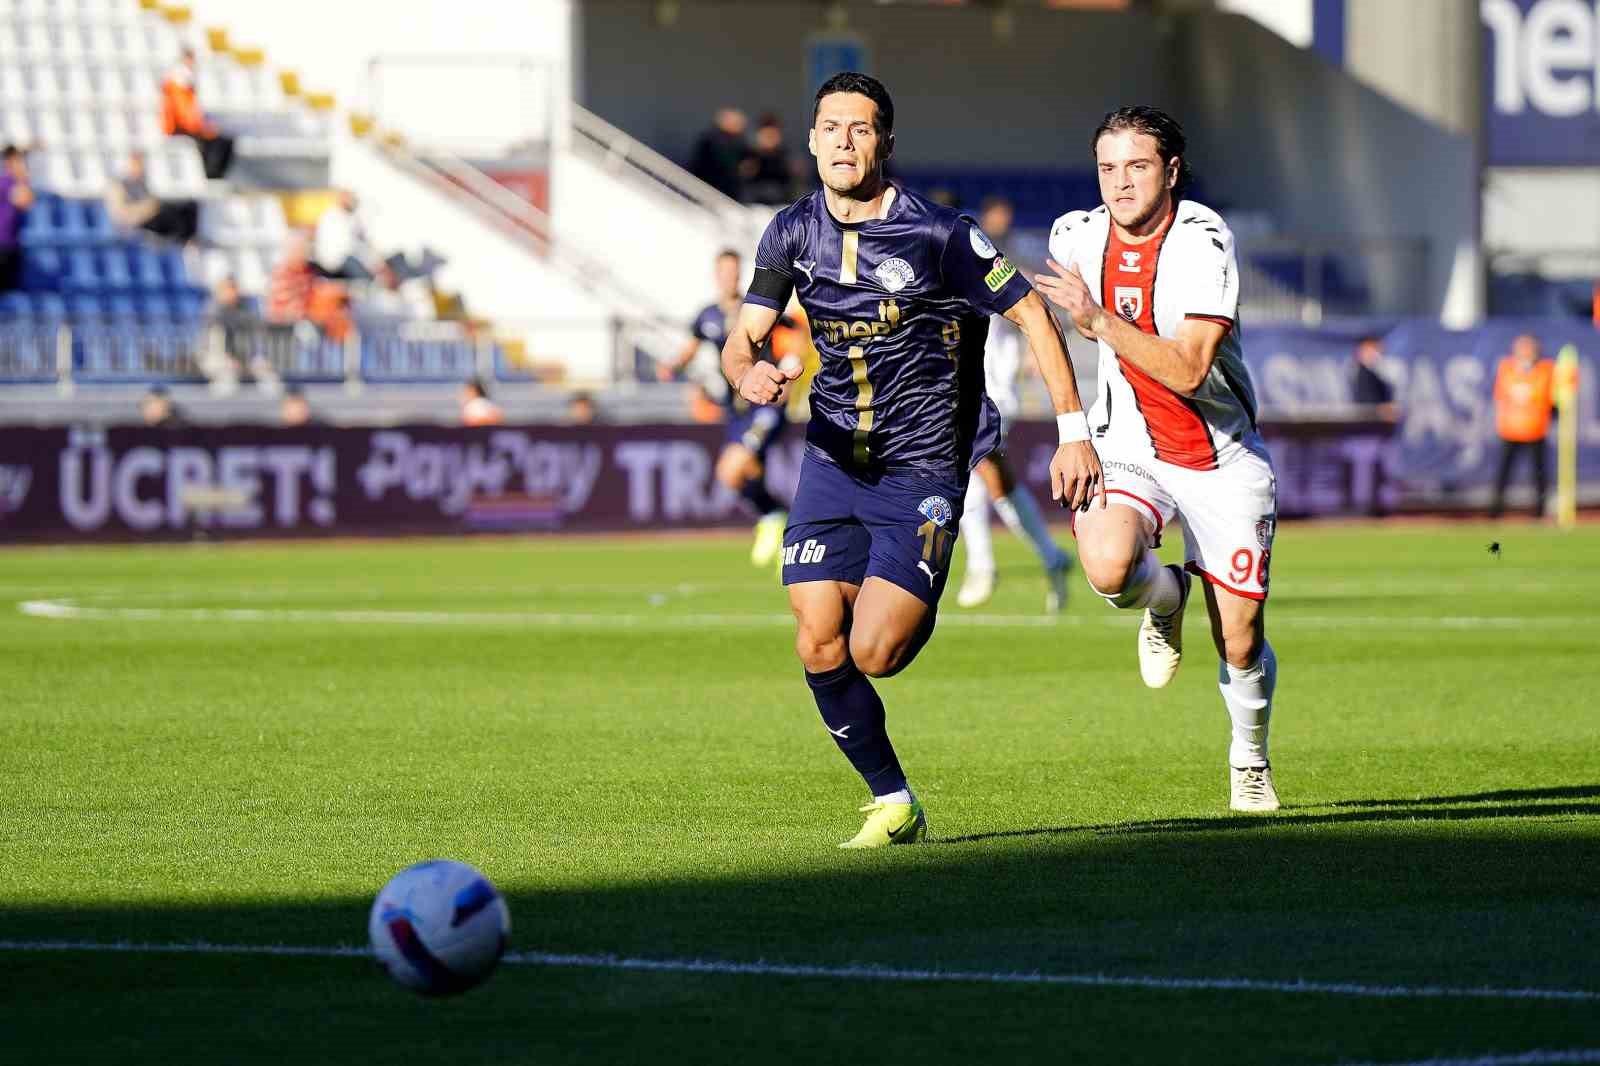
[1255,514,1276,550]
[917,495,953,528]
[1114,286,1143,321]
[969,227,998,258]
[1118,251,1141,273]
[874,257,915,294]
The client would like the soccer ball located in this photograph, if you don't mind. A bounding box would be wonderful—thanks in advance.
[368,859,511,996]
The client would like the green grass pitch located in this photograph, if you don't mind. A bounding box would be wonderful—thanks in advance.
[1,523,1597,1064]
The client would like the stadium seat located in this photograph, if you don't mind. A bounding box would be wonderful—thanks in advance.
[20,249,64,292]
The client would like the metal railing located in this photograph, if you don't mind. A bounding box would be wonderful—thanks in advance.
[569,105,771,257]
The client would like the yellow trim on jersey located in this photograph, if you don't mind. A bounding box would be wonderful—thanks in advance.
[848,344,873,464]
[840,231,859,285]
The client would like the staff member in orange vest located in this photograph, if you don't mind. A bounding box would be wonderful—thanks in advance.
[1490,334,1556,519]
[161,48,234,180]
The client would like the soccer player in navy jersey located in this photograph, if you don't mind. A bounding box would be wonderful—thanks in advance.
[667,249,792,567]
[720,73,1104,848]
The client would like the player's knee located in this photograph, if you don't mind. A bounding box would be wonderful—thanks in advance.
[1220,627,1264,670]
[848,629,906,679]
[1081,550,1138,606]
[794,627,847,674]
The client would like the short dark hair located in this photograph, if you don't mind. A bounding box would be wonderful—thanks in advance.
[465,377,489,398]
[813,72,894,138]
[715,248,741,263]
[1091,106,1193,197]
[1,145,20,161]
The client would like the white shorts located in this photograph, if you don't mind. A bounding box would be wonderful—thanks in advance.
[1089,436,1278,601]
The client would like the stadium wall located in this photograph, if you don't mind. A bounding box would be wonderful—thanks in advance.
[578,2,1175,170]
[2,315,1595,540]
[1174,13,1479,326]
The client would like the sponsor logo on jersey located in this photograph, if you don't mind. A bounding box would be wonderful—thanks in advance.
[1114,286,1143,321]
[917,495,953,528]
[813,300,902,346]
[984,257,1017,292]
[1255,514,1276,550]
[1119,251,1142,273]
[874,257,915,294]
[969,227,998,258]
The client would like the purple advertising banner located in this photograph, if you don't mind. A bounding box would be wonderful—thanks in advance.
[0,419,1398,543]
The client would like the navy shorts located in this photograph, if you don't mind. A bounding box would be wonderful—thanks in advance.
[725,407,784,459]
[781,450,967,606]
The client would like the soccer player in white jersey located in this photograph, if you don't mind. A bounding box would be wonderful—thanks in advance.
[1035,106,1281,812]
[956,199,1074,612]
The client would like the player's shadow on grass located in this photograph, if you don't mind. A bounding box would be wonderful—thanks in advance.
[935,784,1600,845]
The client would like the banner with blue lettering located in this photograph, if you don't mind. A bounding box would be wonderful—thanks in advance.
[1247,317,1600,508]
[1483,0,1600,165]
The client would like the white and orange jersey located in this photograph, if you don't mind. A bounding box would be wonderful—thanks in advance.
[1048,198,1258,472]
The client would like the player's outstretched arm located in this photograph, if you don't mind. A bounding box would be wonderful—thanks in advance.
[721,302,800,406]
[1004,289,1105,511]
[1036,259,1226,395]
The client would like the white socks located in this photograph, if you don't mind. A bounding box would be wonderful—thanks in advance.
[994,489,1070,571]
[960,476,995,575]
[875,788,913,805]
[1219,642,1276,768]
[1091,549,1182,613]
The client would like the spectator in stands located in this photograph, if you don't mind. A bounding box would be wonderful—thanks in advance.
[312,190,374,281]
[978,195,1014,244]
[688,108,748,200]
[740,114,796,205]
[105,151,199,245]
[568,392,597,425]
[267,234,316,323]
[279,385,314,427]
[460,378,503,426]
[201,275,283,391]
[0,146,34,293]
[161,48,234,180]
[1490,334,1556,519]
[358,264,435,325]
[1351,336,1397,420]
[140,385,186,429]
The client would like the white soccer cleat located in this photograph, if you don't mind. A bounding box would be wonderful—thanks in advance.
[1137,565,1189,689]
[1044,557,1071,615]
[1230,764,1281,812]
[956,569,995,609]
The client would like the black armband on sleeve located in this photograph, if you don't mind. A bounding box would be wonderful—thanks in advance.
[746,267,794,311]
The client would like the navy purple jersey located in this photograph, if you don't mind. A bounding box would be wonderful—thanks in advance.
[744,185,1033,474]
[690,299,751,416]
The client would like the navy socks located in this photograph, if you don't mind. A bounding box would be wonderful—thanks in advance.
[805,659,907,795]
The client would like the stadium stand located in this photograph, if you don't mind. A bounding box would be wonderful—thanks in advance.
[0,0,492,392]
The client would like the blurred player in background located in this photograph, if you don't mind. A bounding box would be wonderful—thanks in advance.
[956,195,1075,612]
[668,249,792,567]
[1039,106,1281,812]
[722,73,1102,848]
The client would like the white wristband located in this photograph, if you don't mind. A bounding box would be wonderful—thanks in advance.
[1056,411,1091,444]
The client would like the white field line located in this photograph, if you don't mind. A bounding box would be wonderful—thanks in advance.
[1347,1053,1600,1066]
[13,598,1595,630]
[0,940,1596,1003]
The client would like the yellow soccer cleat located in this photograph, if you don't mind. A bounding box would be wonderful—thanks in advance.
[839,799,928,849]
[750,511,788,568]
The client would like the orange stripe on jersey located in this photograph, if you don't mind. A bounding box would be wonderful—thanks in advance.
[1102,212,1218,472]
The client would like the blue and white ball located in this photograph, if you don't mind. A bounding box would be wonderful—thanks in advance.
[369,859,511,996]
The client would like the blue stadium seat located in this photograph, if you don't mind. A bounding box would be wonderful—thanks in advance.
[137,292,174,322]
[67,293,104,318]
[31,293,67,320]
[99,245,134,291]
[64,247,101,293]
[106,294,138,321]
[172,288,206,320]
[0,291,32,318]
[130,245,166,290]
[20,246,63,291]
